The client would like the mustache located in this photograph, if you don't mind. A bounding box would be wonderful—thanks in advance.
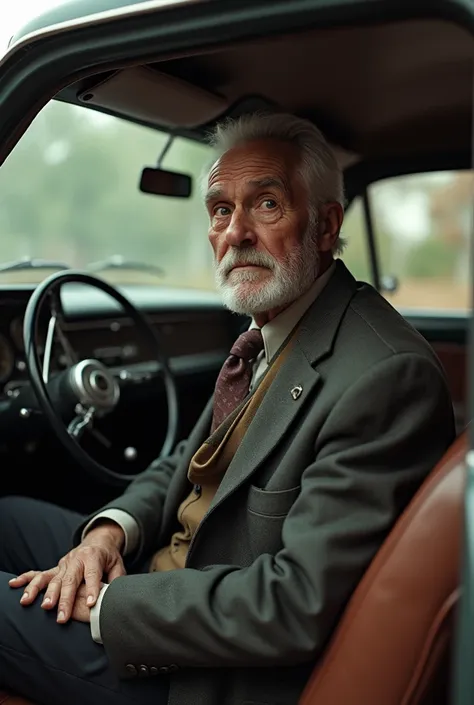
[218,248,276,277]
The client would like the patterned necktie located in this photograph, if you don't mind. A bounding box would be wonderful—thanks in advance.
[211,328,264,433]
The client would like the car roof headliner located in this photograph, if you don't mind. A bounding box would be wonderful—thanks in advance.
[9,2,474,165]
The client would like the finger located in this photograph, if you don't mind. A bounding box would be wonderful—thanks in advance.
[9,571,40,588]
[41,568,65,610]
[83,558,104,607]
[20,570,55,605]
[56,564,83,623]
[107,560,126,584]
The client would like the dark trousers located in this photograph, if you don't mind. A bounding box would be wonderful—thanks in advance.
[0,496,170,705]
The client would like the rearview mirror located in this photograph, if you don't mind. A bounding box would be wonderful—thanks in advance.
[139,167,192,198]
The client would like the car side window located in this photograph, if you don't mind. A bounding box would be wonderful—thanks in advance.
[340,196,371,283]
[342,171,472,313]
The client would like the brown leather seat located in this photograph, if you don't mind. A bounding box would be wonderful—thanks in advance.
[299,429,466,705]
[0,432,466,705]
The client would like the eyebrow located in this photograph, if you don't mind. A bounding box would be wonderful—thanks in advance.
[204,177,288,205]
[204,187,223,205]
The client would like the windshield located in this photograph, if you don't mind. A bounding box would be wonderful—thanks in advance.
[0,100,216,288]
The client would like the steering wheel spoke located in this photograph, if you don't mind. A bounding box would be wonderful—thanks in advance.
[43,292,77,384]
[89,426,112,449]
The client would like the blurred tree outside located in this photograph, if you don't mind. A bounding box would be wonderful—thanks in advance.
[342,171,472,311]
[0,100,215,289]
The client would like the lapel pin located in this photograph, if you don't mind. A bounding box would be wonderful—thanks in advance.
[290,385,303,400]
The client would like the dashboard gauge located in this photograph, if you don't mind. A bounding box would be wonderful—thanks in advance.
[0,334,15,383]
[10,316,24,351]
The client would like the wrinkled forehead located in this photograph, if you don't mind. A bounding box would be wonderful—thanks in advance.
[205,139,302,200]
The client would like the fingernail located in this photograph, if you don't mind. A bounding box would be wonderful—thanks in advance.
[42,597,51,606]
[57,611,65,622]
[87,596,94,606]
[20,593,28,603]
[9,577,17,583]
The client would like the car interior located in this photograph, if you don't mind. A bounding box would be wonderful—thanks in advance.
[0,1,472,703]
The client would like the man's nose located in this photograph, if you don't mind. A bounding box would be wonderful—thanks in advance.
[225,210,257,248]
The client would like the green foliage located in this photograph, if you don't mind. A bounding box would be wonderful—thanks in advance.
[343,195,467,287]
[406,237,458,279]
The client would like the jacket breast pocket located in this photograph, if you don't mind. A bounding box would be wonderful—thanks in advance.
[246,485,301,558]
[247,484,301,517]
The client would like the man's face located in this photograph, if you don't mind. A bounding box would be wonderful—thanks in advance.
[205,138,320,316]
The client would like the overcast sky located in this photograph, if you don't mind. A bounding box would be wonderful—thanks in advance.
[1,1,62,54]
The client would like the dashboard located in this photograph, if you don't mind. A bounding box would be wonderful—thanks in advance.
[0,283,236,401]
[0,297,44,397]
[0,281,238,509]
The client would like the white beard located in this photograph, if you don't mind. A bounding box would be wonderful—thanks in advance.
[215,226,320,316]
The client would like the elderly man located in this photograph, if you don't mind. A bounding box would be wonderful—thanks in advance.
[0,112,455,705]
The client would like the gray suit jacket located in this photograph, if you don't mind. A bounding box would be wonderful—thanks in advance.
[76,260,456,705]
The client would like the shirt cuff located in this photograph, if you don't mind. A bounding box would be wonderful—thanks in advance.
[90,583,109,644]
[81,509,139,556]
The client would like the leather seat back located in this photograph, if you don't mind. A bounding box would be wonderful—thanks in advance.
[299,430,467,705]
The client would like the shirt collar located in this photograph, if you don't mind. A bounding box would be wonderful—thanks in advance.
[249,261,336,363]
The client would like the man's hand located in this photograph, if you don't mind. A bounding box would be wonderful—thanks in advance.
[70,583,102,624]
[8,521,126,623]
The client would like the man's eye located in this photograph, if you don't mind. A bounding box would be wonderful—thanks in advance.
[262,199,277,209]
[214,206,231,217]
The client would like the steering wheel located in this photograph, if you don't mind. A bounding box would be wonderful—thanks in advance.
[23,270,179,486]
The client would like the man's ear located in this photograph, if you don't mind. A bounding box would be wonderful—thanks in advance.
[318,202,344,252]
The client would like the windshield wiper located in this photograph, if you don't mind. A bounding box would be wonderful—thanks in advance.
[0,257,70,273]
[86,255,164,278]
[0,256,165,279]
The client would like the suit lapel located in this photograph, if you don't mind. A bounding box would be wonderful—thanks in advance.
[296,260,358,367]
[212,343,320,506]
[211,260,358,507]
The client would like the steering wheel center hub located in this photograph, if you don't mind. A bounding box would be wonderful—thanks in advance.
[69,359,119,411]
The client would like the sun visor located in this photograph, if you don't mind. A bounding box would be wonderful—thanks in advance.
[77,66,228,128]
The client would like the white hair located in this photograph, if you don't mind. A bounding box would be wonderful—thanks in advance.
[201,111,346,255]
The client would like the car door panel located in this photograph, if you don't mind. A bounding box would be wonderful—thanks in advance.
[405,313,468,433]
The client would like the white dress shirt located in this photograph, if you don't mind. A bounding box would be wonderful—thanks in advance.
[85,262,335,643]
